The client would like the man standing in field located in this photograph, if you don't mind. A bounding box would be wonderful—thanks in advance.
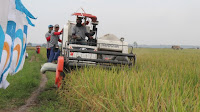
[48,24,63,63]
[45,25,53,60]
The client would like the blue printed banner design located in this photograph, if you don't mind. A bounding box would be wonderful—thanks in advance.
[0,0,36,89]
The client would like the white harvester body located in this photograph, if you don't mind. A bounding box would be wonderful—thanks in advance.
[62,21,129,62]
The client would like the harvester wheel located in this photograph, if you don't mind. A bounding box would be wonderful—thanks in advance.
[55,56,64,88]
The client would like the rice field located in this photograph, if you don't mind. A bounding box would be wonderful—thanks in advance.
[58,48,200,112]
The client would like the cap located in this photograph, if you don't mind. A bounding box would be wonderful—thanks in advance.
[77,17,82,20]
[54,24,59,28]
[48,25,53,28]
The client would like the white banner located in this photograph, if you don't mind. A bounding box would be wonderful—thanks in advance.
[0,0,36,89]
[0,0,10,32]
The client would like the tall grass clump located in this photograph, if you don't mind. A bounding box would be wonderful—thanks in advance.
[59,49,200,112]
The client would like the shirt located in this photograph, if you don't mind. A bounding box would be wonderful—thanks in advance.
[72,25,88,40]
[49,30,60,48]
[45,31,51,48]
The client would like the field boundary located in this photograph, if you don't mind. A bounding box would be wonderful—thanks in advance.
[17,73,47,112]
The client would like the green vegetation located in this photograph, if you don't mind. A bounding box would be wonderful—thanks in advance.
[1,48,200,112]
[0,47,46,109]
[30,72,62,112]
[57,48,200,112]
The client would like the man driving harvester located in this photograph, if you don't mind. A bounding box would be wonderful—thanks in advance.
[72,17,94,45]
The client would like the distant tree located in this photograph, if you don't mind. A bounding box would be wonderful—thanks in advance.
[42,43,46,47]
[27,42,32,46]
[133,41,138,48]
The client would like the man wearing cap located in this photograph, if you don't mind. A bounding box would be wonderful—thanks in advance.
[72,17,94,45]
[45,25,53,60]
[48,24,63,63]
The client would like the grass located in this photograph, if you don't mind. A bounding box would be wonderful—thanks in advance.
[56,48,200,112]
[30,72,62,112]
[0,47,47,109]
[1,48,199,112]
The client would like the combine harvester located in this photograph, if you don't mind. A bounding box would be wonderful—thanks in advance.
[41,9,136,87]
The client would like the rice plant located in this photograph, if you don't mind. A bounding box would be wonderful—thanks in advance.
[58,49,200,112]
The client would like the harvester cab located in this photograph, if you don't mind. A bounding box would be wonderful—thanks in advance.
[61,10,136,67]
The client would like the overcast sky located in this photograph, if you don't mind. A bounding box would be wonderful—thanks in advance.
[22,0,200,45]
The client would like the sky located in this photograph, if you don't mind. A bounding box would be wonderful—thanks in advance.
[22,0,200,46]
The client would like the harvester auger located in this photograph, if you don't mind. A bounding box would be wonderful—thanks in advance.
[41,9,136,88]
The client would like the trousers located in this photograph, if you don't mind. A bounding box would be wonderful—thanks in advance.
[47,48,51,59]
[48,47,60,62]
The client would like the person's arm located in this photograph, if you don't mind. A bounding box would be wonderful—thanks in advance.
[46,36,51,41]
[85,32,95,37]
[85,33,90,37]
[84,27,93,39]
[58,39,62,42]
[90,31,95,36]
[72,26,77,38]
[45,33,51,41]
[54,31,62,35]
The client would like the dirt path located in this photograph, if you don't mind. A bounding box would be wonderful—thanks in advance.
[29,55,36,62]
[15,73,47,112]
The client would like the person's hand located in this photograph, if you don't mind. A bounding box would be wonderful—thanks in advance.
[60,30,63,34]
[58,39,62,42]
[72,35,77,39]
[89,36,93,39]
